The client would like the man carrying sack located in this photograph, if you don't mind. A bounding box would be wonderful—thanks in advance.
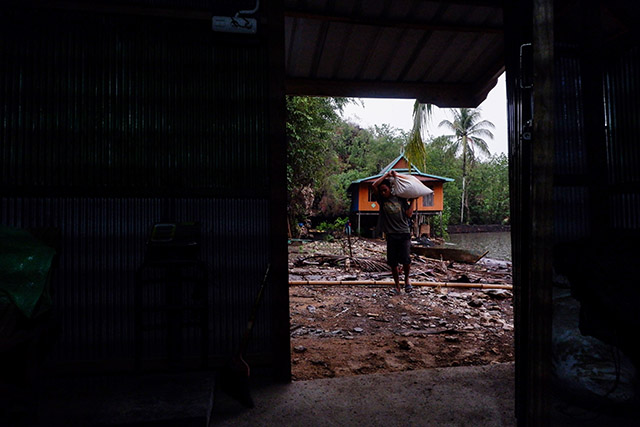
[372,170,419,295]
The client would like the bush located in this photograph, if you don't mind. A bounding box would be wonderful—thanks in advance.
[431,205,451,238]
[317,217,349,233]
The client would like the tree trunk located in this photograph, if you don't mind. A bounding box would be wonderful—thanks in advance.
[460,138,468,224]
[460,175,466,223]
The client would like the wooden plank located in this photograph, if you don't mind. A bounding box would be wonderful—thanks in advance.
[289,280,512,290]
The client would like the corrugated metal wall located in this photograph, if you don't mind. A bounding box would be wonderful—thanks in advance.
[502,2,639,421]
[1,9,276,371]
[604,46,640,232]
[0,11,269,195]
[549,38,640,417]
[553,43,640,240]
[553,46,590,241]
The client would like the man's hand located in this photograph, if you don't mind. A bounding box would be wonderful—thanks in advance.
[406,198,416,217]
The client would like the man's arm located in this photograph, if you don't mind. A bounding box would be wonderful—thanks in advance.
[405,198,417,218]
[372,170,396,194]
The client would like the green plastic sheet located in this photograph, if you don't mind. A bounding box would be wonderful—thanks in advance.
[0,225,56,319]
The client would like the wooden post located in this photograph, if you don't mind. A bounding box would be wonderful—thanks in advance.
[267,0,291,382]
[505,0,554,422]
[529,0,554,422]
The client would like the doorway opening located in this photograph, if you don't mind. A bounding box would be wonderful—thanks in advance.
[286,88,513,381]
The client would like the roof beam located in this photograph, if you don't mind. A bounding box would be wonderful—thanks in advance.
[468,58,505,105]
[285,78,477,107]
[284,10,503,34]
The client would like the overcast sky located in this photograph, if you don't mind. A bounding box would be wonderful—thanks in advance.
[340,72,507,156]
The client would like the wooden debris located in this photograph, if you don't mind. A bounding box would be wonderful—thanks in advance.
[290,237,512,287]
[295,254,388,272]
[289,280,512,290]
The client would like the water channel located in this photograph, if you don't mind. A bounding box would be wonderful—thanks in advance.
[446,231,512,261]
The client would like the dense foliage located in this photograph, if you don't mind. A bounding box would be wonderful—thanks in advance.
[285,96,345,224]
[467,153,510,224]
[286,97,509,233]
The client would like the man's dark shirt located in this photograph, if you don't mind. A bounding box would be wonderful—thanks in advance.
[378,196,410,234]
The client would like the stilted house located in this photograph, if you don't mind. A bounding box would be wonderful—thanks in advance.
[348,155,453,237]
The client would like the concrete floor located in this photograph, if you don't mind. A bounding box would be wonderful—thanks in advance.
[17,361,638,426]
[211,363,516,427]
[27,362,516,426]
[9,348,637,427]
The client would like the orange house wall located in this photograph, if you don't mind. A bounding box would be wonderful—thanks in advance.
[395,158,409,169]
[357,182,444,212]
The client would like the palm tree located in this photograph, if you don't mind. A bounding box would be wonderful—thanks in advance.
[438,108,494,224]
[404,101,432,173]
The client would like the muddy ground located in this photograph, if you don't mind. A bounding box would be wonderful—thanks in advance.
[288,237,514,381]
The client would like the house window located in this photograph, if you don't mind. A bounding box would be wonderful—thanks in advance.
[422,189,434,207]
[368,185,375,201]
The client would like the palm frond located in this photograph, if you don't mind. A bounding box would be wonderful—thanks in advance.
[404,101,432,173]
[469,137,491,157]
[405,128,427,172]
[469,128,495,139]
[438,119,455,131]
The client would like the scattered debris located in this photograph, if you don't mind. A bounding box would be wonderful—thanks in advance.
[334,307,350,317]
[397,339,414,350]
[295,254,389,272]
[290,237,512,286]
[484,289,513,299]
[468,298,484,308]
[289,237,514,381]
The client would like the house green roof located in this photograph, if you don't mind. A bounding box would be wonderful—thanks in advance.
[350,154,454,186]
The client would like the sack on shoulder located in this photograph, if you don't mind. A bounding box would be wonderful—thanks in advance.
[391,174,434,198]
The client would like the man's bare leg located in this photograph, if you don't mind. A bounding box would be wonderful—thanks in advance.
[403,263,413,292]
[391,266,402,294]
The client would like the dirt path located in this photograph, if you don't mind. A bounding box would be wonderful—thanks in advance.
[289,237,514,381]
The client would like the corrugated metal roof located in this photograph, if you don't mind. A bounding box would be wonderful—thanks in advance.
[10,1,504,107]
[284,0,504,107]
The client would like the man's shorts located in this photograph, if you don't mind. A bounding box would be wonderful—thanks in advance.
[386,233,411,267]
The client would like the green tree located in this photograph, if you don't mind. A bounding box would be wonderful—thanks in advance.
[286,96,347,226]
[425,135,462,228]
[320,121,404,218]
[438,108,494,224]
[331,121,370,170]
[467,153,510,224]
[364,124,406,175]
